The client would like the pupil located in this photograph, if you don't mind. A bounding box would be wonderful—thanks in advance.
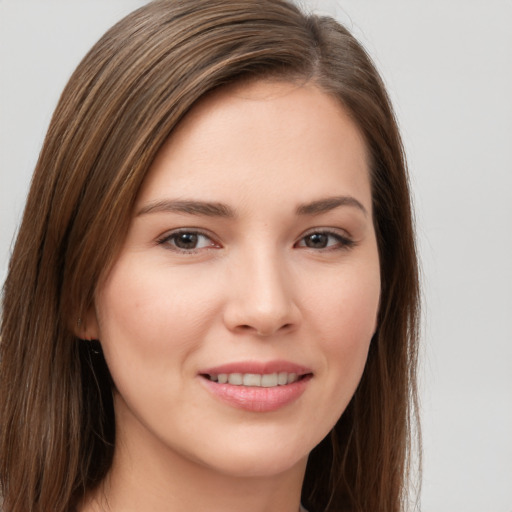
[306,233,328,248]
[175,233,198,249]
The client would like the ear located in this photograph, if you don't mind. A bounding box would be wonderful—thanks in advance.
[75,305,100,340]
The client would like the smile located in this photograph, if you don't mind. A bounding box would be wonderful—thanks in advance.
[204,372,300,387]
[199,362,313,412]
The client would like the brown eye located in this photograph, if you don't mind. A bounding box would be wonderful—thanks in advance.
[304,233,329,248]
[173,232,199,249]
[296,230,355,251]
[158,231,218,252]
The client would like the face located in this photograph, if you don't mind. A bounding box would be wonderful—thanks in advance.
[87,80,380,480]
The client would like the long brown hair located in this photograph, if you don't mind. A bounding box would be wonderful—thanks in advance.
[0,1,420,511]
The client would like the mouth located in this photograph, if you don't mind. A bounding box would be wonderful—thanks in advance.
[201,372,309,387]
[198,362,313,412]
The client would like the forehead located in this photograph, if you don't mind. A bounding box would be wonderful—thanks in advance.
[137,79,371,214]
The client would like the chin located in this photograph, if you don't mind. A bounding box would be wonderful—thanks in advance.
[186,429,314,479]
[205,450,308,479]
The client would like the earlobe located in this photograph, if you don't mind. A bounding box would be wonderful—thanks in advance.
[74,306,100,340]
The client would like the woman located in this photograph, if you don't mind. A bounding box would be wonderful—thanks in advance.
[0,1,420,511]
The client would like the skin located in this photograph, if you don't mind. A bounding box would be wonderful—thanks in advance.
[81,80,381,512]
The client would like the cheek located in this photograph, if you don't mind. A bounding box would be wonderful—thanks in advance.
[320,292,377,377]
[93,259,219,378]
[307,259,380,401]
[311,259,380,343]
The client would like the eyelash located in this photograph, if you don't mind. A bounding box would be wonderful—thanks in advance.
[156,229,220,254]
[156,228,355,254]
[294,230,355,251]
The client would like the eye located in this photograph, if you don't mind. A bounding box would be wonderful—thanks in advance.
[295,230,354,250]
[157,230,219,252]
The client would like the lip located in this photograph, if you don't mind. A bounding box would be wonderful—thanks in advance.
[198,360,313,413]
[200,360,311,376]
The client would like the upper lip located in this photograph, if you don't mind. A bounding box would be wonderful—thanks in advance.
[199,360,312,376]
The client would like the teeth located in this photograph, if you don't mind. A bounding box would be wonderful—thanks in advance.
[261,373,278,387]
[207,372,301,387]
[243,373,261,386]
[228,373,243,385]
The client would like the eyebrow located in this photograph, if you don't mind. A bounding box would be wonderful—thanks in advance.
[137,199,236,218]
[137,195,367,218]
[296,196,368,217]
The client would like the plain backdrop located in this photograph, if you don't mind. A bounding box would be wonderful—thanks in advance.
[1,1,511,511]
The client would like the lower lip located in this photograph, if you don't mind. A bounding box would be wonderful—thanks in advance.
[200,375,311,413]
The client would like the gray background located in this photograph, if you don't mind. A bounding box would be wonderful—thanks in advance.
[1,1,511,510]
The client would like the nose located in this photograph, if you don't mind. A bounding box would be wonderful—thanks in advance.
[222,250,301,337]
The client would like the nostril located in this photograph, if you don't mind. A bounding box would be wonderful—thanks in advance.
[256,323,293,336]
